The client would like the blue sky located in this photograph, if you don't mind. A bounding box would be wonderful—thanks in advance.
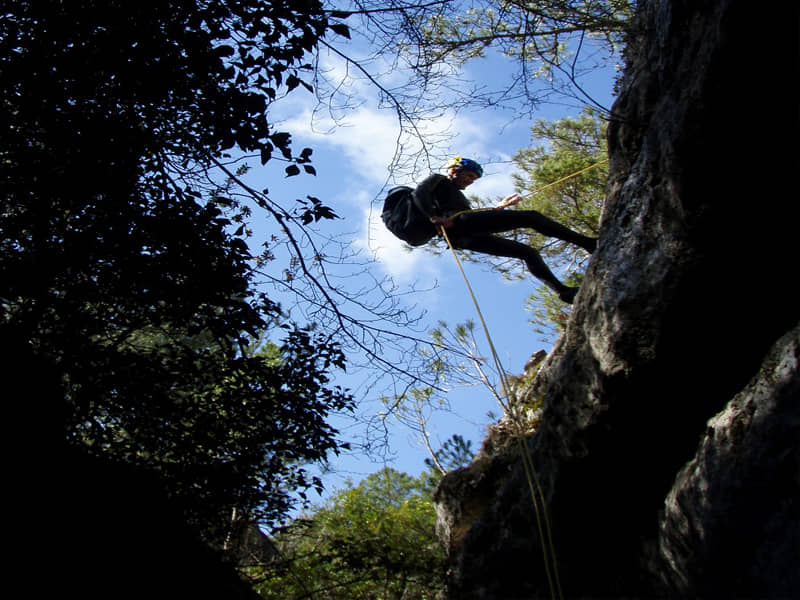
[233,38,616,499]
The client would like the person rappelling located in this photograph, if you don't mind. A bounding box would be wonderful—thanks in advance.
[381,156,597,303]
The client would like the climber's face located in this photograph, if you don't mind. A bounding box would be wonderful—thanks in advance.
[448,167,480,190]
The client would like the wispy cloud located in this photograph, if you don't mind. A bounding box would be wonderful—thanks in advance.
[271,83,525,285]
[358,192,439,283]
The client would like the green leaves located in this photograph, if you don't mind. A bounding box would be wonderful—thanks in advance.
[512,106,606,259]
[512,108,607,339]
[254,466,446,599]
[418,0,632,69]
[0,0,349,545]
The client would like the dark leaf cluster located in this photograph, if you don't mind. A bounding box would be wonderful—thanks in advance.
[1,0,334,163]
[1,0,353,541]
[296,195,340,225]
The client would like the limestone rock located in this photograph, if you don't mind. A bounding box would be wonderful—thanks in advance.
[434,1,799,598]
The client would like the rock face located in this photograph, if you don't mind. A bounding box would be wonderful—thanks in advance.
[652,328,799,599]
[434,1,799,598]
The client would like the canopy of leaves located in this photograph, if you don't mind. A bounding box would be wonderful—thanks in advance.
[513,106,607,255]
[309,0,632,145]
[253,466,446,599]
[1,0,354,539]
[514,107,607,337]
[420,0,632,65]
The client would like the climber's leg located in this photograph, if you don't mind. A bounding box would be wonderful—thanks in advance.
[452,209,596,253]
[451,234,579,304]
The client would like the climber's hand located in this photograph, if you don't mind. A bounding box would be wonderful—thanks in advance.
[496,193,522,209]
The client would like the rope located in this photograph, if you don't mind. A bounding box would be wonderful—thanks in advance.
[438,225,510,410]
[439,224,563,600]
[519,157,609,201]
[446,157,609,219]
[431,159,610,600]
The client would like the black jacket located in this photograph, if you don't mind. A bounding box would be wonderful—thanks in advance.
[413,174,471,219]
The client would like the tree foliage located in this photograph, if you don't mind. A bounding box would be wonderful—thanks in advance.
[252,465,449,600]
[305,0,632,171]
[419,0,631,82]
[513,107,607,337]
[424,433,475,474]
[1,0,356,540]
[512,106,606,259]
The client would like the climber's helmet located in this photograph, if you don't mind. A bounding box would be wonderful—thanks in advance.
[445,156,483,178]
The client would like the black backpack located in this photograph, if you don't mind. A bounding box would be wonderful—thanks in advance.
[380,186,438,247]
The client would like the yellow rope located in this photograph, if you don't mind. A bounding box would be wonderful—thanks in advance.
[439,224,563,600]
[520,157,609,200]
[438,225,510,410]
[446,157,609,220]
[431,159,609,600]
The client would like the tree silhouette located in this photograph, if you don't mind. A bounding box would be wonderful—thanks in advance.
[1,0,357,541]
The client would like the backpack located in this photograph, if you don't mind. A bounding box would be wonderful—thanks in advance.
[380,186,438,247]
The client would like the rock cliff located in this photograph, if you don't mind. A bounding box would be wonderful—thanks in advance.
[434,1,799,598]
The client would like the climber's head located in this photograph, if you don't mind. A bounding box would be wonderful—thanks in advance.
[445,156,483,189]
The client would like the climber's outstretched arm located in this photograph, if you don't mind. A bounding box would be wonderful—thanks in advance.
[495,193,522,210]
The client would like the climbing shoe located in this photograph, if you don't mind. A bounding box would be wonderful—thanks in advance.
[582,236,597,253]
[559,287,578,304]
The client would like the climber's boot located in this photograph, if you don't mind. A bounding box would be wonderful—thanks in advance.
[558,286,579,304]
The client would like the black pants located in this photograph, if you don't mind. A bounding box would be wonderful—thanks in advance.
[446,209,596,299]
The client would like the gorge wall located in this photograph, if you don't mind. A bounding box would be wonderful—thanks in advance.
[434,1,799,598]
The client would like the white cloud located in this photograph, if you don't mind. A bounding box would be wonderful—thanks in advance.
[270,88,531,285]
[278,106,401,183]
[339,188,439,284]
